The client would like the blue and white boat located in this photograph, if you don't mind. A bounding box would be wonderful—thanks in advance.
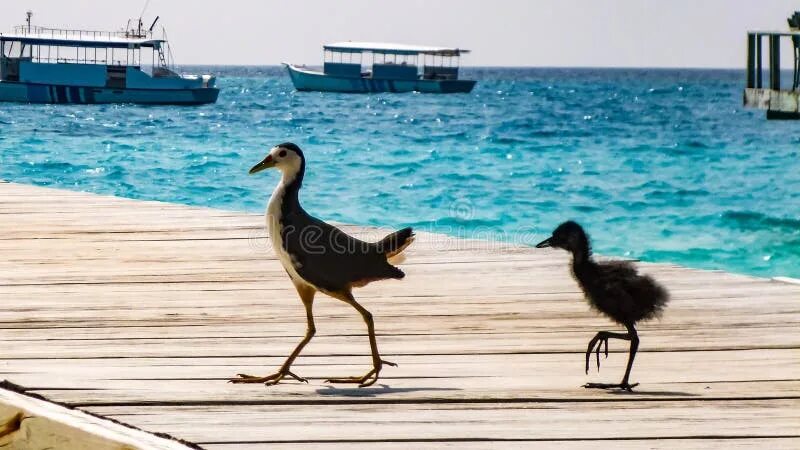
[285,41,476,94]
[0,13,218,105]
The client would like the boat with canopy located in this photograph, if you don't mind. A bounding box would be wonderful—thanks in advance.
[0,12,219,105]
[285,41,476,94]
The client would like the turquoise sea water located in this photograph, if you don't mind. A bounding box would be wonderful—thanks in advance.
[1,67,798,278]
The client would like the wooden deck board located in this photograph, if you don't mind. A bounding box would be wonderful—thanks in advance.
[83,399,800,442]
[1,181,799,447]
[202,439,800,450]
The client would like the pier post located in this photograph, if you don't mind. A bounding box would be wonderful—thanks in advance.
[756,34,763,88]
[769,35,781,90]
[747,33,756,89]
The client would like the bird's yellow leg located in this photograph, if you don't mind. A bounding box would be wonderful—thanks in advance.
[324,291,396,387]
[230,284,316,386]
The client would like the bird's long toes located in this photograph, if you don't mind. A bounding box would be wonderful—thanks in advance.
[324,376,363,384]
[583,382,639,391]
[285,371,308,383]
[622,382,639,392]
[359,377,378,388]
[229,374,273,384]
[593,339,607,372]
[381,359,397,367]
[358,369,380,387]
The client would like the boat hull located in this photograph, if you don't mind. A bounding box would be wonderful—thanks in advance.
[0,81,219,105]
[286,65,475,94]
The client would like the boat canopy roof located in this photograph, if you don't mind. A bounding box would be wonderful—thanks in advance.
[0,33,165,49]
[747,30,800,37]
[323,41,469,56]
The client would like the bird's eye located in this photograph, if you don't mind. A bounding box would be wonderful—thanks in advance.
[279,150,287,158]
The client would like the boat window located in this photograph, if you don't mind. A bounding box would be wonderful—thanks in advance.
[3,41,21,58]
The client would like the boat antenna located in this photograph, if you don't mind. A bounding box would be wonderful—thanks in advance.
[135,0,151,37]
[138,0,151,21]
[25,10,33,32]
[149,16,160,32]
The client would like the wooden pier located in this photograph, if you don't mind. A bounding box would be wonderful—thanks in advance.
[1,180,799,448]
[744,15,800,119]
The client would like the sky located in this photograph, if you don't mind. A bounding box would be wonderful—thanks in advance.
[2,0,798,67]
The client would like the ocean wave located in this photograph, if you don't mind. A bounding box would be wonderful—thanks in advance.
[722,211,800,231]
[645,188,710,200]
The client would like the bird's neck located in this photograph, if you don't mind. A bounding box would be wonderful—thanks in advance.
[270,162,305,216]
[281,171,303,208]
[570,236,593,268]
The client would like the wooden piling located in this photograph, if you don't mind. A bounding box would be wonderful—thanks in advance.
[744,31,800,118]
[769,34,781,90]
[747,33,756,89]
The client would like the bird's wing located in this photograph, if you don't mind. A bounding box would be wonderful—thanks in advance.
[586,262,639,317]
[594,261,668,322]
[280,212,397,292]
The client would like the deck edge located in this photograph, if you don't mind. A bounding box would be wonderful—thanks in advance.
[772,276,800,285]
[0,381,199,450]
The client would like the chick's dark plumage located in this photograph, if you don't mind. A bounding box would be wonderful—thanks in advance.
[576,260,669,325]
[537,220,669,391]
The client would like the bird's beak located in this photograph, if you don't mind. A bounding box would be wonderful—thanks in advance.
[535,237,553,248]
[249,155,275,174]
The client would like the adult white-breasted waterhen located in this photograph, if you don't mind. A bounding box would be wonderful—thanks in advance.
[536,221,669,391]
[231,143,414,387]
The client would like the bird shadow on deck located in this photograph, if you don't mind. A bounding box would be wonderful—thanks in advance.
[600,388,700,397]
[316,385,462,397]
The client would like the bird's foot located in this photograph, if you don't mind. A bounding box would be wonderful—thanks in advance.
[583,382,639,392]
[229,370,308,386]
[585,335,610,374]
[324,359,396,387]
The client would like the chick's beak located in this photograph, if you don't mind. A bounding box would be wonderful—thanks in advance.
[249,155,275,174]
[535,237,553,248]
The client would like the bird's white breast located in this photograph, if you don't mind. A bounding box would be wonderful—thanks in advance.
[266,177,305,285]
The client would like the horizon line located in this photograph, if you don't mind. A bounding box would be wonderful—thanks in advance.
[172,63,748,70]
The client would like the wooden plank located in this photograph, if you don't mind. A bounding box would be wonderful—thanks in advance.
[6,351,797,405]
[83,399,800,443]
[203,439,800,450]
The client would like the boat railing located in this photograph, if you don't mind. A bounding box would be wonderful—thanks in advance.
[11,25,152,41]
[31,55,139,66]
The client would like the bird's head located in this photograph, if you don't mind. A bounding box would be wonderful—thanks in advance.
[536,220,588,254]
[249,142,305,177]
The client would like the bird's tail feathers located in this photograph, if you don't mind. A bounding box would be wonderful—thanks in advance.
[377,227,415,265]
